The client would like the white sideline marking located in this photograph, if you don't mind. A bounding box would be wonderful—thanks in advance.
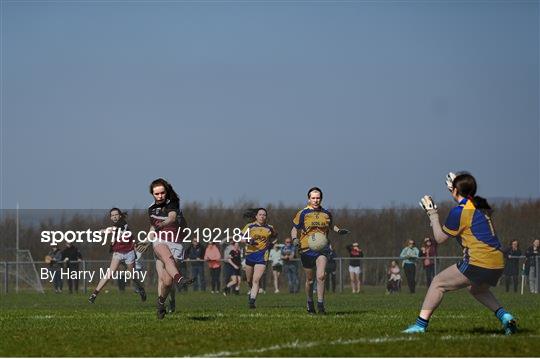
[195,334,540,357]
[195,336,418,357]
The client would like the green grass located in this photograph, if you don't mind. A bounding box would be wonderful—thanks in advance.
[0,287,538,357]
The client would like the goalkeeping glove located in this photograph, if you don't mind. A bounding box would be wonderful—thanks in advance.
[419,195,438,216]
[445,172,456,192]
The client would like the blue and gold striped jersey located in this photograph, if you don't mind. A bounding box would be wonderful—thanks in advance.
[292,206,333,253]
[242,222,276,256]
[442,198,504,269]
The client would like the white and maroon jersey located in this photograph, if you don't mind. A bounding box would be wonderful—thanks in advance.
[110,221,135,253]
[148,199,183,242]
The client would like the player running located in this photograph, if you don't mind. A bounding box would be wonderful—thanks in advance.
[403,172,517,335]
[242,208,277,309]
[147,178,193,319]
[88,208,146,303]
[223,241,242,296]
[291,187,349,314]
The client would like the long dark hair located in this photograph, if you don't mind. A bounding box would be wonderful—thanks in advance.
[243,208,267,221]
[452,172,492,215]
[149,178,180,203]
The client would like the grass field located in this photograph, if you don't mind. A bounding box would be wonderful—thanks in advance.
[0,287,538,357]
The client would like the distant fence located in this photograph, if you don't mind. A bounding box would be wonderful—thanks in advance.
[1,256,538,295]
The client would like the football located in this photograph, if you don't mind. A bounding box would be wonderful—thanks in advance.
[308,231,328,252]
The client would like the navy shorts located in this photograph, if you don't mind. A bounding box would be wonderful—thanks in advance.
[457,261,503,287]
[301,251,327,269]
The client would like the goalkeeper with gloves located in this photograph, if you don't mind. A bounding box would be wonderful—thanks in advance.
[403,172,517,335]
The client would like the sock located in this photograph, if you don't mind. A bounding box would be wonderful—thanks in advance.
[92,289,99,296]
[307,297,314,304]
[158,296,166,305]
[415,316,429,329]
[495,307,508,322]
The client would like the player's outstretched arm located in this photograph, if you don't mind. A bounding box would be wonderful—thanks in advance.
[419,195,449,244]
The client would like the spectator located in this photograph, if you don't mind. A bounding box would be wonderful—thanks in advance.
[400,239,419,293]
[503,240,521,293]
[47,245,63,293]
[222,242,234,289]
[420,238,437,287]
[269,244,284,293]
[223,241,242,295]
[186,239,206,291]
[347,242,363,293]
[281,237,299,293]
[386,260,401,294]
[61,243,82,294]
[204,243,222,293]
[525,239,540,294]
[325,245,338,293]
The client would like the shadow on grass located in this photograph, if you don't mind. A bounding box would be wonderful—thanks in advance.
[188,315,217,321]
[330,310,370,316]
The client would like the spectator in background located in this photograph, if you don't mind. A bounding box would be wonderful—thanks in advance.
[325,245,338,293]
[420,238,437,287]
[281,237,299,293]
[223,241,242,295]
[204,242,222,293]
[525,239,540,294]
[61,243,82,294]
[269,244,284,293]
[503,240,521,293]
[186,239,206,291]
[386,260,401,294]
[400,239,419,294]
[47,245,63,293]
[347,242,363,293]
[222,242,234,289]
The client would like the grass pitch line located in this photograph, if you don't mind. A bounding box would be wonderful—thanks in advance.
[196,333,540,357]
[196,336,419,357]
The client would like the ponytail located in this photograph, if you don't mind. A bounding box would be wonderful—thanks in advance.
[453,173,492,215]
[471,196,492,216]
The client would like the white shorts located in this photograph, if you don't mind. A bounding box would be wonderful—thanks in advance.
[153,241,184,261]
[112,251,136,265]
[349,265,362,274]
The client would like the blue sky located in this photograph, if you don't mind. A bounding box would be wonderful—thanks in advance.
[2,1,539,209]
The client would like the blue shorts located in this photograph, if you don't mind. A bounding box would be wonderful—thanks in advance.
[246,251,267,267]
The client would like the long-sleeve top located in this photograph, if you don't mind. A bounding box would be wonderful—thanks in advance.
[269,249,283,267]
[525,246,540,270]
[204,245,221,269]
[400,246,419,266]
[503,248,522,275]
[420,243,437,268]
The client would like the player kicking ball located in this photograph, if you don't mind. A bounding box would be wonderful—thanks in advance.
[291,187,350,314]
[403,172,517,335]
